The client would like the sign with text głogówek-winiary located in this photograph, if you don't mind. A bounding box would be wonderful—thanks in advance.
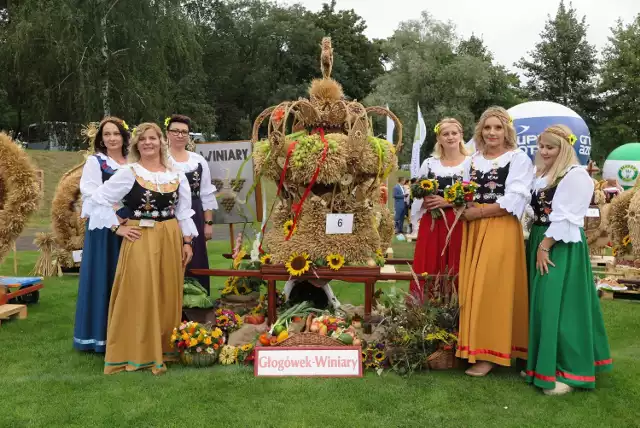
[254,347,363,377]
[197,141,258,225]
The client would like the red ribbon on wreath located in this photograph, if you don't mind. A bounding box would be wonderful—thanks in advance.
[285,127,329,241]
[259,140,299,253]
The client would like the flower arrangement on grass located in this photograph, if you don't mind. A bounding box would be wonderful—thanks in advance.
[219,345,238,365]
[171,321,225,366]
[215,308,243,334]
[362,342,388,374]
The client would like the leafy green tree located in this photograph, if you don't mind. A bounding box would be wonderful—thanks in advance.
[515,1,598,119]
[593,15,640,161]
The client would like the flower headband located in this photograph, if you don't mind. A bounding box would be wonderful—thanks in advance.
[164,117,171,129]
[434,123,440,135]
[568,134,577,146]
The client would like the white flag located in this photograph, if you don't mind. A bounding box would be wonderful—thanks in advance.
[386,104,395,143]
[410,103,427,178]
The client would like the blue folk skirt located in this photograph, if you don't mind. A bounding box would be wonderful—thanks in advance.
[73,225,122,352]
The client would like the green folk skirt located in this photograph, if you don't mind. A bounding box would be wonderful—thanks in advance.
[525,224,612,389]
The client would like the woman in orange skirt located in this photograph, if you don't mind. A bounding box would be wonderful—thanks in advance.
[457,107,533,376]
[411,118,470,303]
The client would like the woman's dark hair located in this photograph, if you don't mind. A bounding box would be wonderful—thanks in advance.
[167,114,192,132]
[94,116,129,157]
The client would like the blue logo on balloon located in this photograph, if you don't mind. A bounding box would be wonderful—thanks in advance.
[514,116,591,165]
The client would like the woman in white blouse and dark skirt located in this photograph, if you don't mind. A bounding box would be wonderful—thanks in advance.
[457,106,533,377]
[525,125,612,395]
[167,114,217,293]
[74,117,129,353]
[82,122,198,375]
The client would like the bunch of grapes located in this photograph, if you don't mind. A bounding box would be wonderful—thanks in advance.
[220,197,236,213]
[230,179,246,192]
[212,178,224,190]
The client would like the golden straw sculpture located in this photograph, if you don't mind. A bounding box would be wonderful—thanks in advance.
[32,232,57,277]
[50,121,98,253]
[252,37,402,265]
[0,132,40,264]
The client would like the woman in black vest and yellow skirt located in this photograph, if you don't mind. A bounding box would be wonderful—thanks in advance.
[83,122,197,375]
[457,106,533,377]
[525,125,612,395]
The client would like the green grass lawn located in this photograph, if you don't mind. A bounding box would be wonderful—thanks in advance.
[1,242,639,428]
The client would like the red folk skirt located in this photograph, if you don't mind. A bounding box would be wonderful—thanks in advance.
[410,208,463,303]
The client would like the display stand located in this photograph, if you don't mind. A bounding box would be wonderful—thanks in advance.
[192,261,416,334]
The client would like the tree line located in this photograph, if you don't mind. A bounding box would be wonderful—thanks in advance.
[0,0,639,163]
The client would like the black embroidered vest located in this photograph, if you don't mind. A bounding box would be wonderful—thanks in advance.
[123,178,179,221]
[470,160,510,203]
[185,163,203,199]
[531,184,558,226]
[95,155,117,183]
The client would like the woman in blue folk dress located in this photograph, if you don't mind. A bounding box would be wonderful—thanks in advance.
[73,117,130,352]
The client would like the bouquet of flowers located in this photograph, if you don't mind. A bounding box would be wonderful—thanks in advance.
[444,181,479,207]
[215,308,243,334]
[411,177,441,219]
[362,342,388,374]
[441,180,479,255]
[171,321,225,367]
[218,343,256,365]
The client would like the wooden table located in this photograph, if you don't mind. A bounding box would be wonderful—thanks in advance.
[191,263,416,333]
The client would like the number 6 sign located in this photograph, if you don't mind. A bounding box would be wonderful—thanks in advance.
[326,214,354,234]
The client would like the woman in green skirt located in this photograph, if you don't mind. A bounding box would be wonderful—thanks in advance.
[526,125,612,396]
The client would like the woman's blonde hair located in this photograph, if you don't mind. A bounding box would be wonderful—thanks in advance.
[432,117,469,158]
[535,124,579,187]
[473,106,517,152]
[127,122,171,168]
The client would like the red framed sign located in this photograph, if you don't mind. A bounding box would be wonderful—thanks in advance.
[254,346,363,378]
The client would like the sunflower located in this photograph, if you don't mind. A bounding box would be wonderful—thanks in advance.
[219,345,238,365]
[623,235,631,247]
[285,252,311,276]
[326,253,345,271]
[283,220,297,237]
[240,343,253,352]
[260,253,272,265]
[419,179,433,191]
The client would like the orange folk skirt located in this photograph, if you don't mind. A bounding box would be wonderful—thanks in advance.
[456,214,528,366]
[103,219,184,375]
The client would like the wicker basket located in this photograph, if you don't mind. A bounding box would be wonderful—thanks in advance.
[276,332,346,347]
[426,347,456,370]
[180,351,219,367]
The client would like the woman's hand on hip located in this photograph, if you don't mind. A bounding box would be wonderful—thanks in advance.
[116,225,142,242]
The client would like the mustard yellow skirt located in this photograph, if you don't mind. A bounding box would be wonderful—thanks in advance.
[456,214,528,366]
[104,219,184,375]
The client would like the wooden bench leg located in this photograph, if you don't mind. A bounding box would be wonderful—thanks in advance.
[364,280,374,334]
[267,279,277,326]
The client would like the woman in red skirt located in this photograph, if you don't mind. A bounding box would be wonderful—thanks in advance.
[411,118,470,303]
